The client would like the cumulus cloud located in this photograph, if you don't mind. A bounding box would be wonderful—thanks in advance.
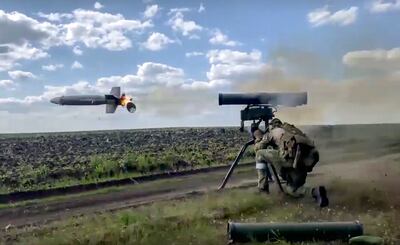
[94,2,104,10]
[63,9,153,51]
[308,6,358,27]
[168,8,191,15]
[204,49,264,87]
[369,0,400,13]
[209,29,240,47]
[72,45,83,55]
[2,8,154,53]
[42,63,64,71]
[0,10,61,46]
[181,79,229,90]
[207,49,262,65]
[8,70,36,80]
[185,51,204,57]
[97,62,185,91]
[0,80,16,90]
[71,61,83,69]
[0,10,61,70]
[343,47,400,70]
[143,5,159,18]
[142,32,174,51]
[43,81,101,97]
[0,43,48,71]
[168,9,202,38]
[0,81,102,112]
[37,12,73,22]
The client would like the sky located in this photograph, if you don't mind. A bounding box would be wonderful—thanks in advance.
[0,0,399,133]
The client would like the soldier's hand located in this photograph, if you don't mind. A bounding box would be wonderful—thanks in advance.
[250,122,259,134]
[253,129,264,141]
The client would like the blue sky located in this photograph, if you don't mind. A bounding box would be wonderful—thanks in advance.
[0,0,399,133]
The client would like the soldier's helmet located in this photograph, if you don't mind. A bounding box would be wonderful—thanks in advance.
[270,118,283,128]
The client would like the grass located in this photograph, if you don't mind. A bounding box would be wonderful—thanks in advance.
[1,146,256,194]
[0,165,254,210]
[6,178,400,245]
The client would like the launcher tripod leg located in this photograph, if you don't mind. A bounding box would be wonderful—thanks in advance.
[218,139,254,190]
[268,163,285,193]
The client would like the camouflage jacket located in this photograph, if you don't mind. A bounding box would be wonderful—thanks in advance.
[254,127,285,152]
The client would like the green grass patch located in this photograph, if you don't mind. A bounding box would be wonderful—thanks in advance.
[1,147,253,194]
[7,178,400,245]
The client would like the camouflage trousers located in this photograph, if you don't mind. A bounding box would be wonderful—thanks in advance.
[256,167,272,192]
[255,148,311,198]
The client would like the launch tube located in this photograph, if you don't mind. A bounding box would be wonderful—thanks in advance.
[218,92,307,107]
[227,221,363,243]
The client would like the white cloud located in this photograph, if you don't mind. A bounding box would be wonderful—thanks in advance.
[198,3,205,13]
[0,43,48,71]
[207,49,262,65]
[308,6,358,27]
[63,9,153,51]
[209,29,240,47]
[144,5,159,18]
[142,32,174,51]
[94,2,104,10]
[206,49,264,82]
[37,12,73,22]
[42,63,64,71]
[72,45,83,55]
[0,81,102,111]
[0,80,16,90]
[43,81,101,98]
[369,0,400,13]
[0,10,61,46]
[168,9,202,38]
[343,47,400,70]
[185,51,204,57]
[1,9,155,56]
[181,79,229,90]
[168,8,191,15]
[0,10,62,70]
[71,61,83,69]
[8,70,36,80]
[97,62,185,90]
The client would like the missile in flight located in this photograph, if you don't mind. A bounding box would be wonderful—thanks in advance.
[50,87,136,113]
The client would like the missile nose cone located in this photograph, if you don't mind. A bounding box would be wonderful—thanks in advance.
[50,97,61,104]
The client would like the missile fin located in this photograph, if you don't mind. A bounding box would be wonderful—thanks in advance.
[106,103,117,113]
[110,87,121,98]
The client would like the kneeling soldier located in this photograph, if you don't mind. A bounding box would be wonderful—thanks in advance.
[254,118,329,208]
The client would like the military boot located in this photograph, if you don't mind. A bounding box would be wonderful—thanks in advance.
[312,186,329,208]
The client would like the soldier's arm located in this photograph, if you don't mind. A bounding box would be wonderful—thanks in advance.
[254,133,271,151]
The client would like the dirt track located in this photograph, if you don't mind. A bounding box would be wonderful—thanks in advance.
[1,124,400,236]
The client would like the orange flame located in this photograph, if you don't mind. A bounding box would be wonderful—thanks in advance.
[119,95,133,107]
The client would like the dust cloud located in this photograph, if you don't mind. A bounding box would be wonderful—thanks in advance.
[235,48,400,125]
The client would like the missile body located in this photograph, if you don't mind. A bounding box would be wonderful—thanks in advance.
[50,87,136,113]
[50,95,108,105]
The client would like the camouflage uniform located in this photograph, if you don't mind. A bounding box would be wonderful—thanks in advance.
[254,120,319,199]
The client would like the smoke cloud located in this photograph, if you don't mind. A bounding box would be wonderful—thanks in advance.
[235,47,400,125]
